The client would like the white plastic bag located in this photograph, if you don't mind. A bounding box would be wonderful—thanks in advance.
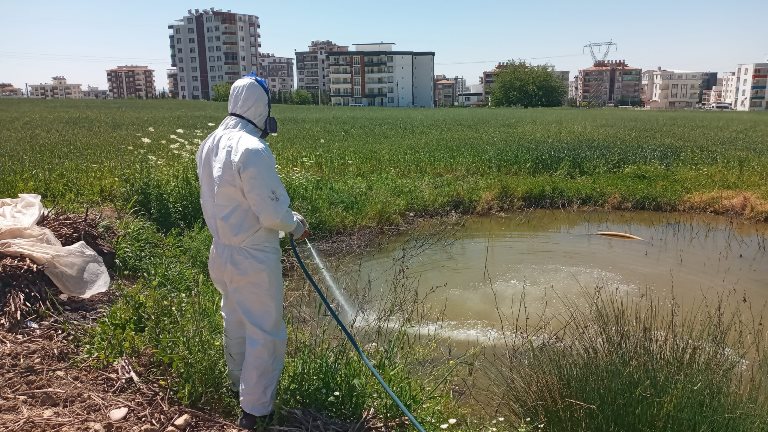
[0,194,44,228]
[0,194,110,298]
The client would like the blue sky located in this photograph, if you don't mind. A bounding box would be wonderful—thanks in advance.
[2,0,767,91]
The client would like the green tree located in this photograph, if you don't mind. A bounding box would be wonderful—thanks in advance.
[211,82,232,102]
[291,89,313,105]
[491,60,567,108]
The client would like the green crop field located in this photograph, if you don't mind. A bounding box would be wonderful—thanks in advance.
[2,99,767,233]
[2,99,768,431]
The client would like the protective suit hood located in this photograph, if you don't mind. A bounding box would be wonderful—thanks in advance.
[228,75,270,134]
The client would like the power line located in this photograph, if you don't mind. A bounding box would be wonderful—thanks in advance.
[0,51,169,63]
[436,53,585,65]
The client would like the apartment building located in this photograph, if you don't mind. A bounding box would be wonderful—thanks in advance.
[568,80,578,101]
[0,83,24,97]
[457,84,485,107]
[29,76,83,99]
[734,63,768,111]
[434,75,457,107]
[82,85,110,99]
[577,60,641,106]
[326,43,434,108]
[643,69,704,109]
[258,53,294,96]
[168,8,261,100]
[721,72,738,108]
[296,40,349,102]
[699,72,718,103]
[167,68,179,99]
[107,65,156,99]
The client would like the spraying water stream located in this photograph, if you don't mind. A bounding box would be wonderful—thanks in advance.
[305,240,358,322]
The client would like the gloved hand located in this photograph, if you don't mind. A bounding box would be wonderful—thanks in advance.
[291,212,311,241]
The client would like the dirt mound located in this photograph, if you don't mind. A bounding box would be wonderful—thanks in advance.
[0,210,116,330]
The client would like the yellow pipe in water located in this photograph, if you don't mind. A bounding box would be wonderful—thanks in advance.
[595,231,643,240]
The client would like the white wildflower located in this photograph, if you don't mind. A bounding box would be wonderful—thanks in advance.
[148,127,155,132]
[127,146,133,150]
[160,140,166,144]
[207,122,215,126]
[320,139,325,143]
[170,143,180,149]
[333,391,340,396]
[169,135,177,139]
[448,419,457,425]
[440,425,448,430]
[141,137,151,143]
[176,129,184,133]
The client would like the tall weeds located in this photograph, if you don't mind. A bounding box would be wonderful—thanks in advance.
[481,288,768,431]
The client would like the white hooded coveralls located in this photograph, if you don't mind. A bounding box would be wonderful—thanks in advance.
[196,77,305,416]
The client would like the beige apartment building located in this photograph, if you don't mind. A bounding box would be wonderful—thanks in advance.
[296,40,349,102]
[29,76,83,99]
[107,66,156,99]
[258,53,294,96]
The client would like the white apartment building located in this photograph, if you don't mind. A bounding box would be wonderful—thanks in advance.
[721,72,738,108]
[327,43,434,108]
[168,8,261,100]
[734,63,768,111]
[646,69,703,109]
[29,76,83,99]
[257,53,294,96]
[296,40,349,102]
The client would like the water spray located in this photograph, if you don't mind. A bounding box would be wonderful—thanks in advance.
[305,241,357,322]
[290,237,427,432]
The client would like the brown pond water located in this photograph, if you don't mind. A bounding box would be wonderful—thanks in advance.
[315,211,768,342]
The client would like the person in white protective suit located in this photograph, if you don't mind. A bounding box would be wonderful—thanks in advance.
[196,73,310,430]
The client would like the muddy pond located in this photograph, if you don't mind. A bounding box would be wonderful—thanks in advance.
[308,211,768,342]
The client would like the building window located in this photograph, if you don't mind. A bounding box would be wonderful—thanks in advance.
[190,47,196,53]
[388,76,394,83]
[353,56,360,65]
[214,25,220,31]
[188,28,194,34]
[216,46,221,52]
[179,76,185,82]
[216,56,222,62]
[388,97,394,103]
[192,76,199,82]
[178,57,184,63]
[210,66,216,72]
[178,67,184,72]
[177,48,183,54]
[208,46,214,52]
[354,88,361,96]
[193,86,199,92]
[206,26,212,33]
[239,25,244,31]
[186,18,193,24]
[191,57,197,63]
[240,36,245,42]
[180,86,186,91]
[191,66,198,72]
[215,36,221,41]
[176,38,181,44]
[207,36,213,43]
[206,16,212,23]
[209,56,215,62]
[188,37,194,43]
[387,66,393,73]
[387,56,393,62]
[175,28,181,34]
[241,66,246,72]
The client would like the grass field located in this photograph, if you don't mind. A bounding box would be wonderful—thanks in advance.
[1,99,767,233]
[2,99,768,431]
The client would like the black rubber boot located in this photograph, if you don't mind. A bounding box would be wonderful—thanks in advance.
[237,410,274,431]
